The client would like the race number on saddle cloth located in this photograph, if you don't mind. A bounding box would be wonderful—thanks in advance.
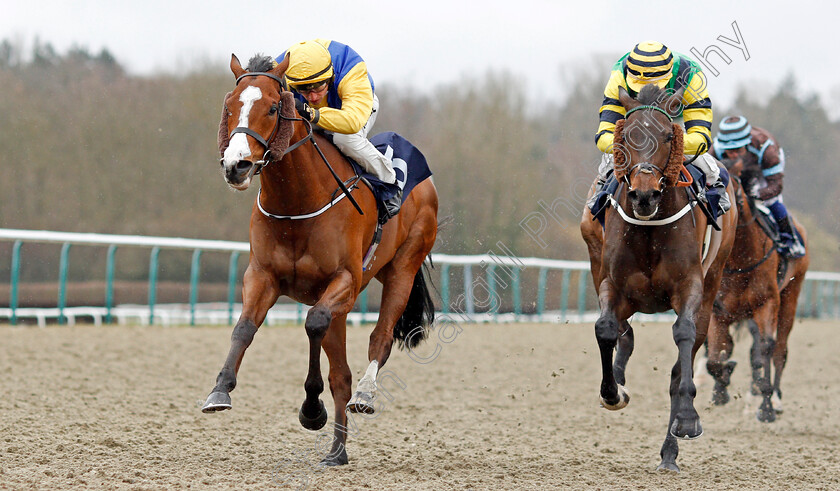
[349,132,432,209]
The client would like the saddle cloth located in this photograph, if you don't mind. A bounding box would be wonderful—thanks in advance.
[350,131,433,205]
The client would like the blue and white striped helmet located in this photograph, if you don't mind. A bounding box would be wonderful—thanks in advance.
[714,116,752,150]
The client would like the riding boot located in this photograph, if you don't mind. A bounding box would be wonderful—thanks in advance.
[586,177,607,209]
[384,188,403,221]
[712,181,731,215]
[777,216,805,258]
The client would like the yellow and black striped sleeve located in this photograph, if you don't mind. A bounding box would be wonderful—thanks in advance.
[680,70,713,155]
[595,70,627,153]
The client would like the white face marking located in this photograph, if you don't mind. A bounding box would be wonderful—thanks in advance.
[223,86,262,166]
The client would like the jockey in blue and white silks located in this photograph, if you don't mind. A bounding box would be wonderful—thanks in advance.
[710,116,805,257]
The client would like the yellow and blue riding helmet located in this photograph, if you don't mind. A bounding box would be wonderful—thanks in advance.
[285,40,334,88]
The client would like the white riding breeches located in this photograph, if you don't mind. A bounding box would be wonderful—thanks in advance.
[332,94,397,184]
[597,152,721,187]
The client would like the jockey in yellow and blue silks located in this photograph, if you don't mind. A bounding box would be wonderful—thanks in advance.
[276,39,402,217]
[711,116,805,257]
[593,41,730,215]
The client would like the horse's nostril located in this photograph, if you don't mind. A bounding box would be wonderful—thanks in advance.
[652,190,662,200]
[628,190,638,201]
[235,160,252,172]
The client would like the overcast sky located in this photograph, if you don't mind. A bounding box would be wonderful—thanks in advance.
[2,0,838,115]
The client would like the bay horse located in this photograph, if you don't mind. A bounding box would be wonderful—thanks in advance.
[580,84,737,472]
[202,54,438,466]
[705,162,809,422]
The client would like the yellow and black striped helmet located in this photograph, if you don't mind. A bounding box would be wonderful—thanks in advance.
[625,41,673,92]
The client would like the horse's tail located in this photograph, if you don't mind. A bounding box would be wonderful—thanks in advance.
[393,260,436,351]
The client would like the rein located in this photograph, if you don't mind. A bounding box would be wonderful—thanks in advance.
[226,71,364,218]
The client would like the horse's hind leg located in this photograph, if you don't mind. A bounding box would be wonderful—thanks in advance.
[203,268,280,412]
[613,321,634,386]
[706,315,737,406]
[319,314,352,466]
[300,271,358,431]
[772,277,804,414]
[752,300,780,422]
[348,228,434,414]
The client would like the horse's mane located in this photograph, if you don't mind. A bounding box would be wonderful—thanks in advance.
[637,84,664,105]
[613,84,684,186]
[246,54,276,73]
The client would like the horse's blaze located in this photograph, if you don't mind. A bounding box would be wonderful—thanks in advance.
[222,86,262,185]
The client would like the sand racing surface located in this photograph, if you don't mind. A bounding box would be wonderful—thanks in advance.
[1,320,838,490]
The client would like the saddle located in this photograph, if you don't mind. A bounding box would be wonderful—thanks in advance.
[320,130,432,222]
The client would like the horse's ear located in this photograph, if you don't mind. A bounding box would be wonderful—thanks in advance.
[271,52,289,79]
[617,86,639,111]
[230,54,246,79]
[662,87,685,117]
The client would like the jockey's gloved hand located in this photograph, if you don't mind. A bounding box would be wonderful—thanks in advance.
[294,99,320,124]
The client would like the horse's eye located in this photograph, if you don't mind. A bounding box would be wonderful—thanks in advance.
[268,104,278,115]
[666,133,674,142]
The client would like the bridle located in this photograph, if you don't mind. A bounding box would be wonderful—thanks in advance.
[609,105,698,226]
[223,71,364,216]
[224,71,311,176]
[621,105,693,190]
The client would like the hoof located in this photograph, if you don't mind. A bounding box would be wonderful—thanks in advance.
[772,393,784,414]
[670,417,703,440]
[711,385,730,406]
[299,399,328,431]
[319,448,349,466]
[656,461,680,473]
[346,391,375,415]
[599,384,630,411]
[757,401,777,423]
[202,391,232,413]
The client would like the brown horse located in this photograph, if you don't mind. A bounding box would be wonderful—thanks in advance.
[580,84,737,472]
[202,54,439,466]
[705,163,809,422]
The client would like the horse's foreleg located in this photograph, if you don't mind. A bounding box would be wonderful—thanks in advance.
[595,280,629,410]
[658,361,682,472]
[203,267,279,412]
[300,271,357,431]
[320,314,352,466]
[753,299,780,422]
[613,321,634,386]
[668,282,703,441]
